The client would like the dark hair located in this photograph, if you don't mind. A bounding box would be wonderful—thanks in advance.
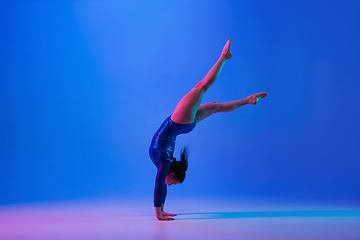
[169,146,189,183]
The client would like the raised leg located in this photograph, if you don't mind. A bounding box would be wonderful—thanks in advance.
[195,92,268,122]
[171,39,232,124]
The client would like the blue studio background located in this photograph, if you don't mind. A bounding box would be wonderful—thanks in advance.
[1,0,359,205]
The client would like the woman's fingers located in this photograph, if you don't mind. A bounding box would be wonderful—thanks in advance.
[164,213,177,217]
[162,211,177,217]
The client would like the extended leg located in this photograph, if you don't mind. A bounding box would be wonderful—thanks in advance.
[195,92,268,122]
[171,39,232,124]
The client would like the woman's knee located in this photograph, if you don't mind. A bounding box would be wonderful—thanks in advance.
[211,101,223,112]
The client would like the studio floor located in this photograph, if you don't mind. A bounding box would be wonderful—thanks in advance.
[0,197,359,240]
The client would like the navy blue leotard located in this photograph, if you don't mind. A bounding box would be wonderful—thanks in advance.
[149,115,196,207]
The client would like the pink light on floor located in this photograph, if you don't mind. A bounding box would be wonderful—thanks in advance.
[0,198,359,240]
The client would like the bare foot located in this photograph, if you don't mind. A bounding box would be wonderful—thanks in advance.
[248,92,268,105]
[222,38,232,60]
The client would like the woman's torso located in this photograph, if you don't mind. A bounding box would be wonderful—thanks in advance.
[149,115,196,167]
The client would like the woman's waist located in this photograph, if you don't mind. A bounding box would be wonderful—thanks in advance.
[150,133,175,152]
[154,131,176,142]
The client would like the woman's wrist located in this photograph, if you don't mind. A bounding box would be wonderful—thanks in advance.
[155,207,162,217]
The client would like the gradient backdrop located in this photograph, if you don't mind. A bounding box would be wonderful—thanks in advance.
[1,0,359,206]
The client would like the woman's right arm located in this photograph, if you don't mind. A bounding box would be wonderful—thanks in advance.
[154,161,174,220]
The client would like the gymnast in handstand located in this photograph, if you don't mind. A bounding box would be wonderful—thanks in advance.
[149,39,268,220]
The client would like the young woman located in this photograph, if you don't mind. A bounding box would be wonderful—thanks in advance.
[149,39,268,220]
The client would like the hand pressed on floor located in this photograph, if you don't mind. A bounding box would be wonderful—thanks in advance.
[157,215,175,221]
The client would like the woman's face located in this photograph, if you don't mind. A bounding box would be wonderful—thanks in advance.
[165,173,180,186]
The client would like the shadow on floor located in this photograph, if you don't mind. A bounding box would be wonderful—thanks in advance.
[175,210,360,220]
